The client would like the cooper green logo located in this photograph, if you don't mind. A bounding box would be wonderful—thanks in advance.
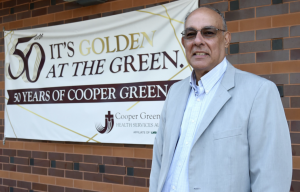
[96,111,114,134]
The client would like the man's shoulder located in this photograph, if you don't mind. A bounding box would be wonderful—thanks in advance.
[232,67,278,97]
[166,77,190,98]
[172,77,190,88]
[234,67,275,88]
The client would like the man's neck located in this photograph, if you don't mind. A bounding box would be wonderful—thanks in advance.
[194,71,208,85]
[193,58,226,84]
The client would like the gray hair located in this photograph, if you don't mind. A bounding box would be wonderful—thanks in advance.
[184,6,227,31]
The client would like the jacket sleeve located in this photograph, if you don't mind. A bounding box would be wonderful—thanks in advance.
[248,81,292,192]
[149,85,172,192]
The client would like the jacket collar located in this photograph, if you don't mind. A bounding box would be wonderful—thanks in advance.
[221,61,235,91]
[191,61,236,147]
[189,57,228,96]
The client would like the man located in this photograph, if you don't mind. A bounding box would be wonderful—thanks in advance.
[150,6,292,192]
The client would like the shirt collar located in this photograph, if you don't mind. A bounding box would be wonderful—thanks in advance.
[189,57,227,95]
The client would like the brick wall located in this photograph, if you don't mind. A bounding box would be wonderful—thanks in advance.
[225,0,300,191]
[0,0,299,191]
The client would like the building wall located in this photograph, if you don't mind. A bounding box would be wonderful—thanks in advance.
[0,0,299,191]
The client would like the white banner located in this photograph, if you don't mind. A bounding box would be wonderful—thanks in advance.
[4,0,197,144]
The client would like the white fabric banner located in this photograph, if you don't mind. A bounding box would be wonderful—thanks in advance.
[4,0,197,144]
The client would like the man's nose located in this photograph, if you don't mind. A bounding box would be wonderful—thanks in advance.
[193,31,205,46]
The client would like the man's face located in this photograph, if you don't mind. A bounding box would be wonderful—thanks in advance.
[181,8,231,76]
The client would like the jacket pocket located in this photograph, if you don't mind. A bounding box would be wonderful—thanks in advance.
[213,128,242,140]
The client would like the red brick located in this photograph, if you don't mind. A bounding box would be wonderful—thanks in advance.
[79,163,98,172]
[0,156,9,163]
[0,8,10,17]
[14,157,28,165]
[32,167,47,175]
[17,0,31,5]
[17,181,31,190]
[103,156,123,166]
[124,176,146,187]
[17,165,31,173]
[65,170,83,179]
[3,0,16,8]
[33,0,50,9]
[3,149,16,157]
[14,4,29,13]
[13,187,28,192]
[32,183,47,192]
[105,165,126,175]
[84,155,102,164]
[272,12,300,27]
[48,185,64,192]
[124,158,145,168]
[48,168,64,177]
[56,161,73,170]
[83,172,102,182]
[48,152,64,161]
[103,174,123,184]
[3,179,16,187]
[34,159,49,167]
[17,10,31,20]
[32,151,47,159]
[17,150,31,158]
[134,168,151,178]
[3,163,16,171]
[32,7,47,17]
[48,4,64,14]
[66,154,82,162]
[0,186,9,192]
[240,17,271,31]
[111,0,132,11]
[133,0,156,7]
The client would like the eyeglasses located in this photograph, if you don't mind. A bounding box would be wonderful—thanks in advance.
[181,27,226,39]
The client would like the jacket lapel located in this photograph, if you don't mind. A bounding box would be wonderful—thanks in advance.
[192,63,236,147]
[167,77,191,159]
[159,78,191,191]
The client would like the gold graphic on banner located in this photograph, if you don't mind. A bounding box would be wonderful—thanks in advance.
[115,35,130,52]
[105,36,116,53]
[86,133,98,142]
[79,39,91,56]
[137,10,184,24]
[79,31,156,56]
[5,106,17,138]
[4,30,14,38]
[140,31,156,48]
[4,31,14,59]
[127,6,192,111]
[92,38,105,54]
[130,33,140,50]
[161,4,191,71]
[127,101,140,111]
[5,98,101,143]
[168,65,190,81]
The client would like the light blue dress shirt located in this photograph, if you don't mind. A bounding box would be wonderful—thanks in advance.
[162,58,228,192]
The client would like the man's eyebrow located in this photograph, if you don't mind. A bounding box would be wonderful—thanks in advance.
[185,26,217,30]
[185,27,196,30]
[204,25,216,28]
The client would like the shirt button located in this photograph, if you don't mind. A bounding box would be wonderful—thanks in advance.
[172,186,176,190]
[197,98,200,102]
[185,141,189,145]
[191,120,195,123]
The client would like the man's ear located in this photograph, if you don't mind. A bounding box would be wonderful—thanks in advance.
[224,31,231,48]
[181,37,185,47]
